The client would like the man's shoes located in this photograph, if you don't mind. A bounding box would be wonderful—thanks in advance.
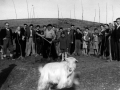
[3,55,7,60]
[10,54,13,58]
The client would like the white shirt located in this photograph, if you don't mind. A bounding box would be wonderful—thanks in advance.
[117,25,120,29]
[93,34,98,42]
[68,32,70,34]
[18,31,20,36]
[45,29,55,39]
[6,28,9,31]
[30,29,32,37]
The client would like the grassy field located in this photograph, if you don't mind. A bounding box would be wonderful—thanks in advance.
[0,18,113,90]
[0,55,120,90]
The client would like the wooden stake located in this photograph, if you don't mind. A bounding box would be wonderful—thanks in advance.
[81,0,83,20]
[98,3,100,23]
[57,5,59,19]
[112,5,114,22]
[70,10,71,19]
[74,4,76,19]
[26,0,29,19]
[12,0,17,19]
[94,9,96,22]
[106,3,107,23]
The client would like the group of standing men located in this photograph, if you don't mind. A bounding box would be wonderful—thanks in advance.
[96,18,120,62]
[0,22,81,61]
[1,17,120,62]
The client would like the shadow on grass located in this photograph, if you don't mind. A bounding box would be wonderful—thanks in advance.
[0,64,16,88]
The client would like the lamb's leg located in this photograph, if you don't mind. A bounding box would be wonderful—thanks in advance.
[37,75,48,90]
[57,76,67,89]
[37,80,48,90]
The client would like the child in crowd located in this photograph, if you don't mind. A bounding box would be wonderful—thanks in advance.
[93,28,99,56]
[55,27,63,56]
[82,31,90,55]
[57,31,67,61]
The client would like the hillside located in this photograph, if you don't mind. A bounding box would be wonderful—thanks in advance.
[0,18,101,31]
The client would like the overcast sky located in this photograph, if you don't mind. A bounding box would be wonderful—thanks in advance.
[0,0,120,23]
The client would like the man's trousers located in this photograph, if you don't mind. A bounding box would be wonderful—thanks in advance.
[26,38,35,56]
[3,38,13,55]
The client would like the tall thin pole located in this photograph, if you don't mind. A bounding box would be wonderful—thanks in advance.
[74,4,76,19]
[12,0,17,19]
[57,5,59,19]
[32,5,34,18]
[32,5,35,18]
[33,6,35,18]
[81,0,83,20]
[70,10,71,19]
[106,3,107,23]
[98,3,100,23]
[112,5,114,22]
[94,9,96,22]
[26,0,29,19]
[30,7,32,18]
[61,12,63,18]
[57,4,59,28]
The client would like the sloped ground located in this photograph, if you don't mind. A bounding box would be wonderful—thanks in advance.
[0,18,101,31]
[0,55,120,90]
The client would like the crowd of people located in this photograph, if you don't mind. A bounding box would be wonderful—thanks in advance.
[0,17,120,62]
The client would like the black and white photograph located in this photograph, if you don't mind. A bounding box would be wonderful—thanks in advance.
[0,0,120,90]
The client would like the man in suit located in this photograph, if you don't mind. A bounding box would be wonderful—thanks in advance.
[26,24,36,56]
[99,25,106,59]
[104,24,110,60]
[20,24,28,57]
[0,22,13,59]
[73,27,83,56]
[65,28,73,55]
[70,25,76,54]
[115,18,120,61]
[109,22,117,61]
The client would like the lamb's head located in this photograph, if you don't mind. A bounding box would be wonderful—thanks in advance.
[65,57,78,71]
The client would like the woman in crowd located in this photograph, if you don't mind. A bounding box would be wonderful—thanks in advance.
[1,21,120,62]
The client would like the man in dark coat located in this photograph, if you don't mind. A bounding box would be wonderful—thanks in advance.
[104,24,110,60]
[20,24,28,57]
[70,25,76,54]
[73,27,83,56]
[99,25,106,59]
[65,28,73,55]
[25,24,36,56]
[109,22,117,61]
[35,25,44,56]
[0,22,13,59]
[115,18,120,61]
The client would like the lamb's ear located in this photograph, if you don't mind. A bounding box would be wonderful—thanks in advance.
[65,57,69,62]
[75,59,78,63]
